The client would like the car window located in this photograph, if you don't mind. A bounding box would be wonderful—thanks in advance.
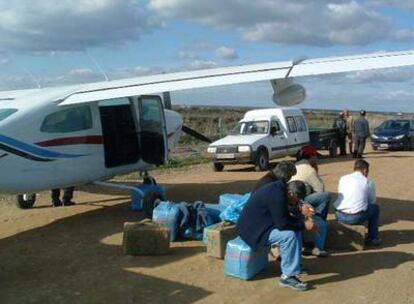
[380,120,409,130]
[271,120,281,132]
[294,116,307,132]
[231,121,269,135]
[286,117,297,133]
[41,105,93,133]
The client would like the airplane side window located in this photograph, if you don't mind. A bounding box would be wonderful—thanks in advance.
[0,108,18,122]
[41,106,93,133]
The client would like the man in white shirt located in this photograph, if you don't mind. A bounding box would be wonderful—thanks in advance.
[334,160,381,246]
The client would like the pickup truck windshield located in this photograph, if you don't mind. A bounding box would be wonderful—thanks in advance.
[379,120,409,130]
[231,121,269,135]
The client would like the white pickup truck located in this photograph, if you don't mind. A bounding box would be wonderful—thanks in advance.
[207,108,323,171]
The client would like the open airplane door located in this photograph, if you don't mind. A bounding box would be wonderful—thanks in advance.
[135,95,168,165]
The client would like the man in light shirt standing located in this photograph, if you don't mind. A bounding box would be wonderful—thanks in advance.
[334,160,381,246]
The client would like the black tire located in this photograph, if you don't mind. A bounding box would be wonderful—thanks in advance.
[403,139,411,151]
[329,141,338,158]
[212,162,224,172]
[254,148,269,171]
[16,193,36,209]
[142,191,165,219]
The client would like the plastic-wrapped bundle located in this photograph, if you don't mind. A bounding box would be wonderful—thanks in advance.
[219,193,242,210]
[152,201,181,241]
[219,193,251,223]
[224,237,269,280]
[204,203,223,223]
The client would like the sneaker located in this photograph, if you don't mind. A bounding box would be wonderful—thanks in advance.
[52,200,62,207]
[311,247,329,257]
[279,275,309,291]
[365,238,382,247]
[62,201,76,206]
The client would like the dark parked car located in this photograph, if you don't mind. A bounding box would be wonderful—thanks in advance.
[371,119,414,150]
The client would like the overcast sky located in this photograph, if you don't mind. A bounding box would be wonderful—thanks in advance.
[1,0,414,112]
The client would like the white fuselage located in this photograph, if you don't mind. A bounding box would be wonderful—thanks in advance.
[0,87,182,193]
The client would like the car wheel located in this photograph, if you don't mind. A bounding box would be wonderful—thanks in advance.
[16,193,36,209]
[142,191,165,219]
[403,138,411,151]
[212,162,224,172]
[329,141,338,158]
[255,149,269,171]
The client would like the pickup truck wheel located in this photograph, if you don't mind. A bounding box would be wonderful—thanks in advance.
[255,149,269,171]
[212,162,224,172]
[16,193,36,209]
[329,141,338,158]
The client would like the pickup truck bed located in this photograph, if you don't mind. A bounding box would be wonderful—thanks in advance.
[309,127,339,157]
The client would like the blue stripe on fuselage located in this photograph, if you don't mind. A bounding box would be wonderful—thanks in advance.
[0,134,84,159]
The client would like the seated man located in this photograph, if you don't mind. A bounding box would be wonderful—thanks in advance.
[290,146,331,257]
[237,180,317,291]
[251,161,297,193]
[334,160,381,246]
[291,146,331,220]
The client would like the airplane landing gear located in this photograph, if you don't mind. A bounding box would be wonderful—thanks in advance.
[16,193,36,209]
[141,171,157,185]
[139,171,164,218]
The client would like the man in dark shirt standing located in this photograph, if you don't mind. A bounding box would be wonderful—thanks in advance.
[236,180,317,291]
[353,110,370,158]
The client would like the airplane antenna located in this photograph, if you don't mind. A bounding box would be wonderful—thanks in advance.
[7,52,42,89]
[85,51,110,82]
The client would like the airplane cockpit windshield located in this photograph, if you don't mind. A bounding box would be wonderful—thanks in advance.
[230,121,269,135]
[0,108,18,122]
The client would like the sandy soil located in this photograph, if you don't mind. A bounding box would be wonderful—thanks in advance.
[0,148,413,304]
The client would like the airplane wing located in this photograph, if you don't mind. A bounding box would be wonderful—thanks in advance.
[59,50,414,106]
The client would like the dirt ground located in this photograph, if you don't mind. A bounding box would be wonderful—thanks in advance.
[0,148,413,304]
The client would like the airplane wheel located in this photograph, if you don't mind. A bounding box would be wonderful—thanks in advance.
[142,191,165,219]
[212,162,224,172]
[255,148,269,171]
[16,193,36,209]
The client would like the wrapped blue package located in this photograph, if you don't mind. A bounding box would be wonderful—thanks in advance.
[152,201,181,241]
[219,193,251,223]
[224,237,269,280]
[219,193,242,210]
[204,203,223,223]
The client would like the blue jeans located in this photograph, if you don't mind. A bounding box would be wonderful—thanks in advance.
[305,192,331,220]
[313,216,328,250]
[336,204,380,240]
[268,229,302,277]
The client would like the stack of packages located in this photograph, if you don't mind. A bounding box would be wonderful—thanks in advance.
[203,193,251,259]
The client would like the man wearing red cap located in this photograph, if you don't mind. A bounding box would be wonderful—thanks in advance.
[290,146,331,257]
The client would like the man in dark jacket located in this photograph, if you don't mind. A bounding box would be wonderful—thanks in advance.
[251,161,297,193]
[333,112,347,155]
[353,110,370,158]
[236,180,317,291]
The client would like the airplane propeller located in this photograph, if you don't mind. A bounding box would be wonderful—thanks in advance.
[163,91,212,143]
[181,125,212,143]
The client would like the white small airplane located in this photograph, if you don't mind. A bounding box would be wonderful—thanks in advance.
[1,50,414,208]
